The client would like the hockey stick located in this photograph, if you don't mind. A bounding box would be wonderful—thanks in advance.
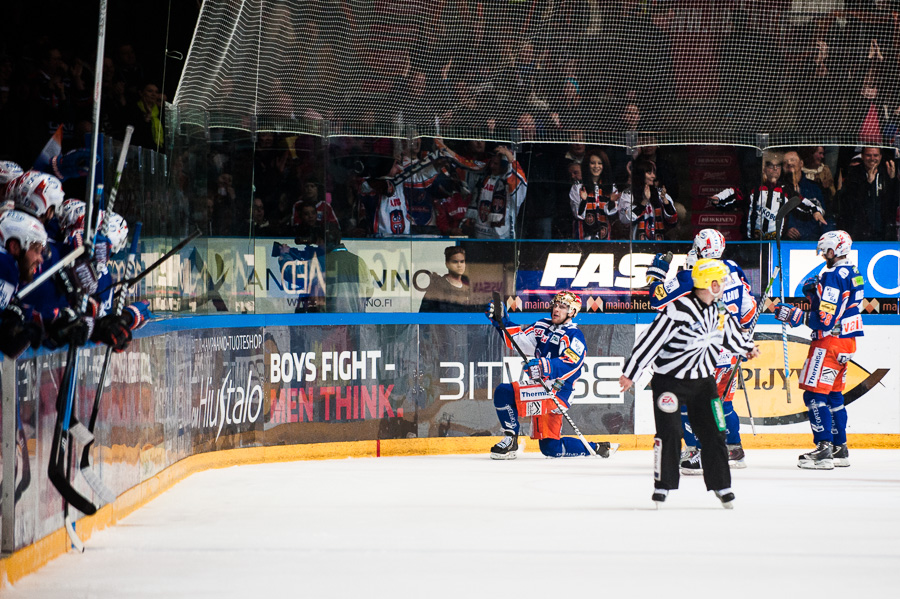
[99,228,202,296]
[490,292,597,456]
[774,196,801,404]
[78,223,142,505]
[14,245,86,302]
[48,343,97,517]
[737,365,756,436]
[718,266,780,434]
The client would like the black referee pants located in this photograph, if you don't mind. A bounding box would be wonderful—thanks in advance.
[651,373,730,492]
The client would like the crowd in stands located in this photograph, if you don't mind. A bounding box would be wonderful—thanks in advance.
[2,4,899,245]
[197,132,898,244]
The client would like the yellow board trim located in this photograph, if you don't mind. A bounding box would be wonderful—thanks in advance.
[2,434,899,588]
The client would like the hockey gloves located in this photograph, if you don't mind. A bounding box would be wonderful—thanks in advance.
[49,148,93,181]
[0,304,43,358]
[774,302,805,327]
[646,252,671,284]
[525,357,551,381]
[46,307,94,348]
[485,300,512,331]
[92,301,152,352]
[55,255,99,303]
[92,314,133,352]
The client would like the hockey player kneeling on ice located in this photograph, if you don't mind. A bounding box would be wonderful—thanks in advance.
[774,230,862,470]
[646,229,759,473]
[620,259,760,508]
[486,292,616,460]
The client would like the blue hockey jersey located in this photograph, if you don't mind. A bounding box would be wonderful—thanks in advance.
[806,259,864,340]
[650,259,757,328]
[504,319,586,405]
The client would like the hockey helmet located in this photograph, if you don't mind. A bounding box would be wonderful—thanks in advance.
[10,170,64,218]
[102,211,129,254]
[57,198,86,233]
[692,258,729,290]
[0,210,48,252]
[693,229,726,259]
[0,161,23,199]
[817,230,851,258]
[551,291,582,318]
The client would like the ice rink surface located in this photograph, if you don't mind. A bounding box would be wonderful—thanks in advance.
[5,448,900,598]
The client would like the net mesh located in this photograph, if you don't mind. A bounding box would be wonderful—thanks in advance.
[174,0,900,147]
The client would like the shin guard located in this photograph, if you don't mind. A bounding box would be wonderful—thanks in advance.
[803,390,833,444]
[828,391,848,446]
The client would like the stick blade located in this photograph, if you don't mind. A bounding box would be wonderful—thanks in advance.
[81,466,117,505]
[491,291,503,325]
[65,514,85,553]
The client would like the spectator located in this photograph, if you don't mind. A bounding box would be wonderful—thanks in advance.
[463,145,527,239]
[569,149,620,240]
[618,160,677,240]
[324,228,372,313]
[358,162,413,237]
[292,177,338,233]
[128,82,164,151]
[781,150,830,241]
[801,146,837,211]
[419,246,472,312]
[839,147,898,241]
[737,151,787,239]
[293,201,323,244]
[566,161,581,186]
[432,169,469,236]
[249,196,276,236]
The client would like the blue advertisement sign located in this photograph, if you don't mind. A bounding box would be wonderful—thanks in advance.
[781,242,900,298]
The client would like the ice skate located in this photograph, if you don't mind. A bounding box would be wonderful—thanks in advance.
[490,432,519,460]
[715,488,735,509]
[832,443,850,467]
[679,447,702,475]
[593,441,619,458]
[798,441,834,470]
[651,488,668,507]
[727,444,746,469]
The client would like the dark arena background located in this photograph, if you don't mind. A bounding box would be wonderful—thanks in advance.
[1,1,899,595]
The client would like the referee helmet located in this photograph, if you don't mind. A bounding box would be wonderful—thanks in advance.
[692,258,729,290]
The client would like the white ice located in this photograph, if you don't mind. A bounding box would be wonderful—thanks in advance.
[5,449,900,598]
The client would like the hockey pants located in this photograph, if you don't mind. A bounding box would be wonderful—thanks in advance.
[652,373,730,492]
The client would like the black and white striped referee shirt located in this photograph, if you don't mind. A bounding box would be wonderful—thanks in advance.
[623,293,755,381]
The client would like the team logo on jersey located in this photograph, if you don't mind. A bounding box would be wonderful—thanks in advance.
[819,301,836,315]
[822,286,839,304]
[570,338,585,355]
[657,392,678,414]
[564,348,580,362]
[654,286,666,300]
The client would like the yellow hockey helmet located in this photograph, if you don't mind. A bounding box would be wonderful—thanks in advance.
[691,258,729,290]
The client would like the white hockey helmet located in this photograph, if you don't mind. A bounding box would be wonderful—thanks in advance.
[817,230,852,258]
[693,229,726,259]
[0,209,48,252]
[57,198,86,233]
[11,170,64,218]
[0,161,23,199]
[102,211,129,253]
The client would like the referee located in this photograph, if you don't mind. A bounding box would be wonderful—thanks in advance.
[619,259,760,508]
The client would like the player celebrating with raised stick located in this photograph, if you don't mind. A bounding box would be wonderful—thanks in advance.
[620,259,760,508]
[486,292,617,460]
[773,230,863,469]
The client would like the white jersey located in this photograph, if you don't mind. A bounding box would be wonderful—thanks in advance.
[362,181,410,236]
[467,162,528,239]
